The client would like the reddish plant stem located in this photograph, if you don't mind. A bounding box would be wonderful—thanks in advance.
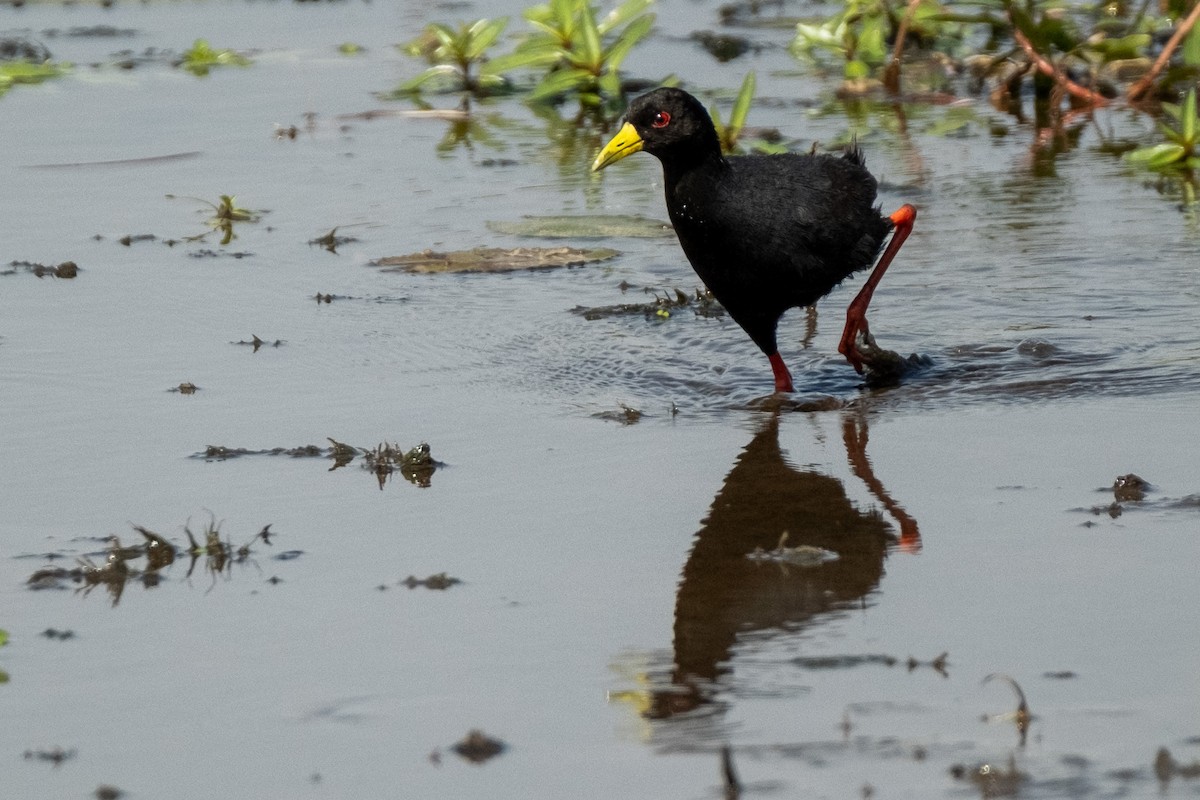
[1011,25,1109,107]
[1127,0,1200,101]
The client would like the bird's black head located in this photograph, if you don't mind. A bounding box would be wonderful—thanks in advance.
[592,88,723,172]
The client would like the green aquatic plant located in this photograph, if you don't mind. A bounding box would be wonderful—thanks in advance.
[397,18,513,95]
[708,72,789,155]
[177,39,252,76]
[711,72,756,153]
[167,193,262,245]
[0,60,70,98]
[791,0,949,84]
[1127,86,1200,170]
[514,0,656,111]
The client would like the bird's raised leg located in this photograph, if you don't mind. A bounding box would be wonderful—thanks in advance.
[838,203,917,373]
[768,352,794,394]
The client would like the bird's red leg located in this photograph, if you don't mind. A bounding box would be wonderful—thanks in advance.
[838,204,917,373]
[768,352,794,394]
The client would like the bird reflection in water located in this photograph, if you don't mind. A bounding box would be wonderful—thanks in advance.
[620,411,919,724]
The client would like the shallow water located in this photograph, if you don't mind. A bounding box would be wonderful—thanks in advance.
[3,1,1200,798]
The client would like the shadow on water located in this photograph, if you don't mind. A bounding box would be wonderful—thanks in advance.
[615,410,919,735]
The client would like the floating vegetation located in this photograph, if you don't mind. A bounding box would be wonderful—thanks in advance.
[372,245,618,274]
[198,439,440,488]
[176,39,252,76]
[451,729,506,764]
[169,382,199,394]
[166,193,263,245]
[308,227,359,253]
[399,573,462,590]
[592,403,643,424]
[0,44,70,97]
[571,284,722,320]
[362,442,438,489]
[486,214,671,238]
[1,260,78,279]
[25,521,279,606]
[0,627,7,684]
[231,335,283,351]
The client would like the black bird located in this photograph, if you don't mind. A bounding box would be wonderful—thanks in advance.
[592,87,916,393]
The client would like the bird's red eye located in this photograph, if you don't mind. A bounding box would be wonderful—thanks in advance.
[651,111,671,128]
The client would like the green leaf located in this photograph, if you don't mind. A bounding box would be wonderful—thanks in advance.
[528,67,593,102]
[465,18,508,60]
[576,3,604,70]
[1126,142,1187,168]
[858,14,888,65]
[0,629,8,647]
[395,64,462,94]
[603,13,654,71]
[1184,17,1200,67]
[845,59,870,79]
[481,45,561,76]
[730,71,756,131]
[597,0,654,35]
[1181,87,1197,144]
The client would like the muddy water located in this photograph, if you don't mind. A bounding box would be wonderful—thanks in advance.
[3,1,1200,798]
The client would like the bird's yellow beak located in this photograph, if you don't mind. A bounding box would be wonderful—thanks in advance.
[591,122,644,172]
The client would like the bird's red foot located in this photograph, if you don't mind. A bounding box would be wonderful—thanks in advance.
[838,317,871,374]
[838,203,916,374]
[768,352,794,393]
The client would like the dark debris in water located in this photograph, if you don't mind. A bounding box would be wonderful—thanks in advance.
[1155,747,1200,782]
[451,729,506,764]
[372,246,619,274]
[1112,473,1150,502]
[40,628,75,641]
[690,30,756,62]
[198,439,439,489]
[1077,473,1200,518]
[572,283,723,321]
[2,260,78,279]
[24,746,76,766]
[793,651,948,676]
[169,382,199,394]
[25,521,280,606]
[949,755,1026,796]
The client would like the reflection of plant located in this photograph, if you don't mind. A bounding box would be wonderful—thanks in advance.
[0,60,70,98]
[177,39,252,76]
[515,0,656,111]
[1127,86,1200,171]
[397,18,513,95]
